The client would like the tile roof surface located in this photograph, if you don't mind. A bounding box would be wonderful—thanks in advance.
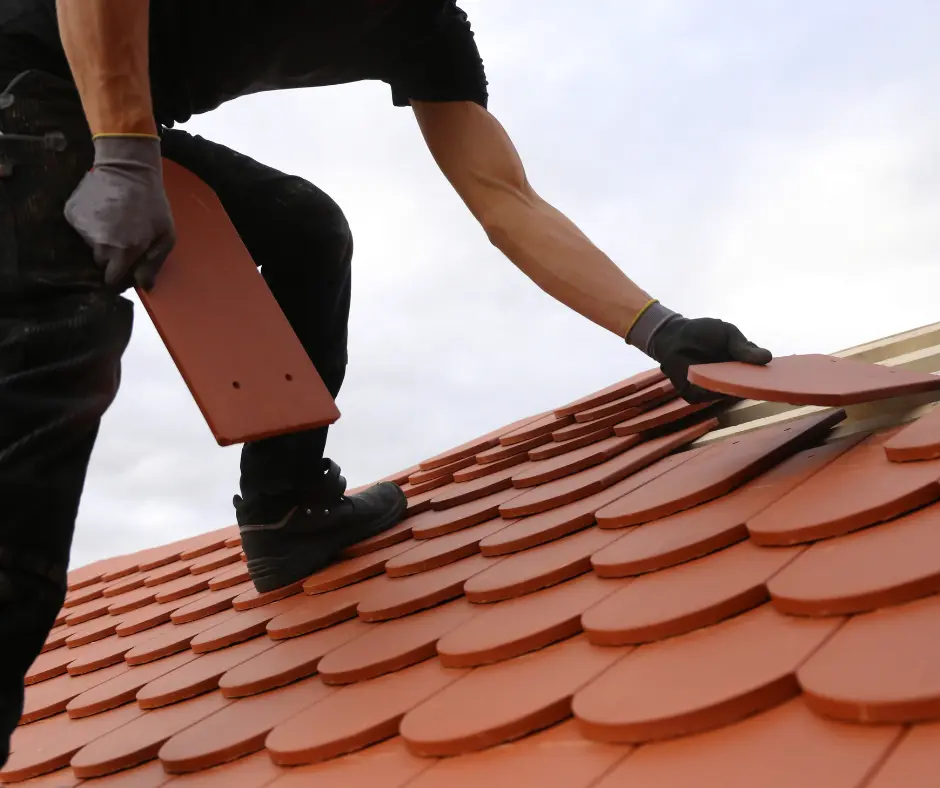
[7,356,940,787]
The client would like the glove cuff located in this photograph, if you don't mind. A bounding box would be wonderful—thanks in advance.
[91,134,163,169]
[625,300,681,360]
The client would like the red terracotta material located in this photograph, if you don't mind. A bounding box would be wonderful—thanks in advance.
[591,440,855,577]
[135,636,276,709]
[410,487,526,540]
[407,721,626,788]
[142,561,194,588]
[67,650,199,719]
[464,527,620,603]
[21,660,127,724]
[265,660,466,766]
[266,575,389,639]
[70,690,229,778]
[66,629,158,676]
[431,461,537,510]
[613,396,714,435]
[151,573,211,605]
[1,702,142,782]
[768,501,940,616]
[140,160,339,446]
[303,542,415,593]
[799,593,940,723]
[399,475,453,498]
[65,616,120,648]
[476,434,550,464]
[551,408,643,442]
[687,353,940,406]
[318,600,478,684]
[65,581,107,608]
[594,410,845,529]
[593,698,900,788]
[124,610,236,666]
[451,451,527,483]
[341,519,414,558]
[24,646,77,685]
[158,678,333,773]
[189,546,243,575]
[233,581,304,612]
[573,605,840,743]
[865,724,940,788]
[511,434,642,488]
[385,518,513,577]
[401,636,622,757]
[499,421,717,519]
[499,413,574,446]
[170,751,285,788]
[884,405,940,461]
[42,625,70,653]
[437,574,620,668]
[103,574,147,598]
[169,585,251,626]
[574,381,674,423]
[528,425,613,461]
[357,554,498,622]
[67,559,113,592]
[265,737,428,788]
[583,541,801,646]
[63,596,111,627]
[553,369,665,418]
[177,528,237,561]
[748,428,940,545]
[189,597,301,653]
[207,562,251,590]
[219,619,370,697]
[407,455,476,486]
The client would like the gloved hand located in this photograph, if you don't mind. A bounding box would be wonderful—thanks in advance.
[627,301,772,403]
[64,135,176,292]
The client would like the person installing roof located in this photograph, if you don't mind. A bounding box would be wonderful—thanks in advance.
[0,0,771,763]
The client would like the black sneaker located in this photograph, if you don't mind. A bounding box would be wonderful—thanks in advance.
[235,459,407,593]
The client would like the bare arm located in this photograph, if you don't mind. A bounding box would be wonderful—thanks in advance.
[411,100,653,339]
[56,0,157,137]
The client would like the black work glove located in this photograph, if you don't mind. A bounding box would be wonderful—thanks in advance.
[627,302,772,403]
[64,135,176,292]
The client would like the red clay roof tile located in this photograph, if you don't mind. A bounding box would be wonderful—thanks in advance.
[748,428,940,545]
[409,486,525,539]
[767,501,940,616]
[613,394,715,434]
[476,433,549,463]
[401,636,622,757]
[451,450,527,482]
[528,423,613,460]
[498,413,573,446]
[303,541,414,593]
[437,573,620,668]
[688,353,940,405]
[553,369,665,418]
[219,618,370,698]
[865,723,940,788]
[318,600,477,685]
[385,517,513,576]
[573,604,840,743]
[583,540,801,645]
[266,575,387,639]
[573,380,674,422]
[265,660,465,766]
[798,592,940,724]
[510,433,642,487]
[883,404,940,461]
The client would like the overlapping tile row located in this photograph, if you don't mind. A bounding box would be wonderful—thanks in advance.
[8,361,940,787]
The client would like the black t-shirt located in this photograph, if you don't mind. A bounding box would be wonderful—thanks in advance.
[0,0,488,127]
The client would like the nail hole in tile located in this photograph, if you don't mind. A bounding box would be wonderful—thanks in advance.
[285,373,293,382]
[232,381,241,389]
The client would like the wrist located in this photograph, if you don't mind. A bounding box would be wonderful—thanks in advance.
[92,134,163,169]
[625,300,682,360]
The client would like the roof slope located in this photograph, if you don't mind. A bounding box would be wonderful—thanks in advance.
[7,332,940,787]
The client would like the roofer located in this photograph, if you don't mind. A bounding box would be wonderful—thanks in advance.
[0,0,772,762]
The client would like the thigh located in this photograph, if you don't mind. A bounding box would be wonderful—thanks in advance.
[158,127,352,274]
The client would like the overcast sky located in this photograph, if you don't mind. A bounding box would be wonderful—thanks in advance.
[69,0,940,568]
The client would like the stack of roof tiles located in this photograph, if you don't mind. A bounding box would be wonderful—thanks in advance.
[6,355,940,788]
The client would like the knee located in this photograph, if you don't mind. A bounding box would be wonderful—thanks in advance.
[279,178,353,271]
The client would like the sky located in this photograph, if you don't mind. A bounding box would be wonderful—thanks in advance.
[70,0,940,568]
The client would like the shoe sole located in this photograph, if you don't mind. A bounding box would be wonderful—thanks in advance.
[247,485,408,594]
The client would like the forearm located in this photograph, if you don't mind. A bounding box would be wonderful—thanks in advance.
[484,188,654,338]
[56,0,156,137]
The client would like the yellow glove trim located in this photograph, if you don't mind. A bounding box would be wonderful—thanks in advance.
[92,132,161,140]
[624,298,659,341]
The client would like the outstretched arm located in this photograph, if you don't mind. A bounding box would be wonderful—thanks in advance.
[412,99,772,402]
[56,0,156,136]
[411,99,650,339]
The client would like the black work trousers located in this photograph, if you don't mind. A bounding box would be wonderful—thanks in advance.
[0,70,351,762]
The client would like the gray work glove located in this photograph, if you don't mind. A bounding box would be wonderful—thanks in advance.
[627,301,772,403]
[64,135,176,292]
